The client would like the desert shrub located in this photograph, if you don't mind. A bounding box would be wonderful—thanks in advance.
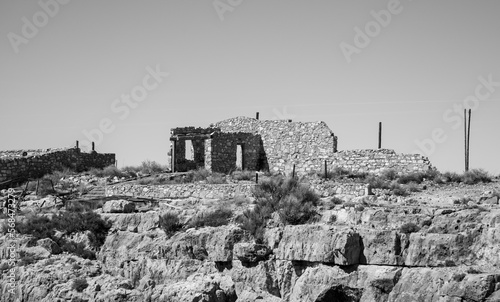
[206,173,227,184]
[452,273,465,282]
[72,278,88,292]
[189,168,211,182]
[365,175,391,190]
[462,169,491,184]
[398,172,426,184]
[405,182,421,192]
[381,169,398,181]
[442,172,463,183]
[231,170,254,181]
[278,195,319,225]
[15,211,111,257]
[189,208,233,228]
[238,176,319,240]
[140,160,167,174]
[102,165,127,178]
[390,183,409,196]
[330,196,344,205]
[159,212,183,236]
[400,222,420,234]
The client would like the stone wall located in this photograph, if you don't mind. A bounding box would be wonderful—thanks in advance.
[208,132,262,173]
[213,116,338,175]
[105,183,256,199]
[105,180,370,199]
[329,149,433,175]
[0,147,115,188]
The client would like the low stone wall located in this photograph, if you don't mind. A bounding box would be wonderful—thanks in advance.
[106,180,369,199]
[310,181,369,197]
[329,149,433,175]
[105,183,256,199]
[0,147,115,187]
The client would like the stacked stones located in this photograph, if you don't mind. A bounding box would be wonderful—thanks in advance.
[330,149,433,175]
[106,183,256,200]
[0,147,115,187]
[214,116,337,175]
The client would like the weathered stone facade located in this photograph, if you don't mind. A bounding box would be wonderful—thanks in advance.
[0,147,115,188]
[170,116,434,176]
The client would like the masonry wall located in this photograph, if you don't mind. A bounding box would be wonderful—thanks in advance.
[105,181,369,199]
[0,148,115,188]
[328,149,433,175]
[213,116,337,175]
[170,127,217,172]
[208,132,262,173]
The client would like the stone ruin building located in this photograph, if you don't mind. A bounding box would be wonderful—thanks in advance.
[169,116,434,176]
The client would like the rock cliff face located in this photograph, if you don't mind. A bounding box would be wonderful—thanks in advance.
[1,182,500,301]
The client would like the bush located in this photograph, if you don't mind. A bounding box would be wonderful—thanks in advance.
[365,175,391,190]
[391,183,409,196]
[405,182,421,193]
[398,172,426,184]
[238,176,319,241]
[442,171,463,183]
[140,160,167,174]
[159,212,183,236]
[206,173,227,184]
[462,169,491,185]
[189,208,233,228]
[278,195,318,225]
[400,222,420,234]
[72,278,88,292]
[15,210,111,258]
[231,170,254,181]
[381,169,398,181]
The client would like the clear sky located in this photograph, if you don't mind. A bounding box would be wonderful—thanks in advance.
[1,0,499,174]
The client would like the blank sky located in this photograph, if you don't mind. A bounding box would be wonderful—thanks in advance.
[1,0,499,174]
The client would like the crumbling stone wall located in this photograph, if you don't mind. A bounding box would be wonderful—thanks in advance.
[329,149,433,175]
[170,127,217,172]
[106,181,370,199]
[0,147,115,188]
[213,116,338,174]
[207,132,262,173]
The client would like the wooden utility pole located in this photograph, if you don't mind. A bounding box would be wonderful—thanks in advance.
[464,109,472,172]
[378,122,382,149]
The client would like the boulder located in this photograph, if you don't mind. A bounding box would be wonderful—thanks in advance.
[233,243,271,262]
[36,238,61,255]
[276,225,361,264]
[102,199,136,213]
